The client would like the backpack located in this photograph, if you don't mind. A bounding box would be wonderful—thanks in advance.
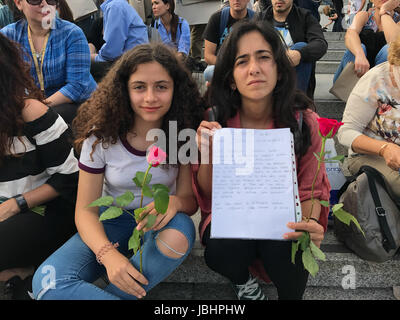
[218,6,254,46]
[0,2,13,29]
[334,165,400,262]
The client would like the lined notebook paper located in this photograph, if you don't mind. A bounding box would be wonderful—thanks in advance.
[210,128,302,240]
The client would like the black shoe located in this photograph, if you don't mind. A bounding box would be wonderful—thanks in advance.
[194,61,207,73]
[4,275,34,300]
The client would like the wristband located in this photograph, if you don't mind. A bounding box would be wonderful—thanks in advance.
[309,217,321,225]
[379,143,389,157]
[12,194,28,212]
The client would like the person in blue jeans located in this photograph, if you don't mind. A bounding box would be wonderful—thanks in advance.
[32,43,204,300]
[333,0,400,83]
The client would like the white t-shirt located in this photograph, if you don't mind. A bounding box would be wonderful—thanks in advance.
[79,135,178,209]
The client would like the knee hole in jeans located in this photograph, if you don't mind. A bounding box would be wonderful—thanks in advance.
[155,229,189,259]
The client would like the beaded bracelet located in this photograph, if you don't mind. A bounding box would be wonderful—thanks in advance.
[96,242,119,265]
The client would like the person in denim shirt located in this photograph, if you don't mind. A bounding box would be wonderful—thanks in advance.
[1,0,97,124]
[151,0,191,58]
[92,0,148,63]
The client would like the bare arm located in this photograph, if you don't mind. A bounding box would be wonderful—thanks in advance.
[136,164,198,232]
[345,12,370,76]
[195,120,222,199]
[44,91,73,107]
[75,170,148,298]
[204,40,217,65]
[352,135,400,170]
[380,0,400,44]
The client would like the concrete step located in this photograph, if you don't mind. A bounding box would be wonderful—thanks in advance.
[162,221,400,289]
[316,60,340,74]
[143,282,398,300]
[328,40,347,50]
[323,32,346,41]
[315,99,345,121]
[321,50,345,61]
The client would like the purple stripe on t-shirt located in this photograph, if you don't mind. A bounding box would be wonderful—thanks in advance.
[120,138,146,157]
[78,161,106,174]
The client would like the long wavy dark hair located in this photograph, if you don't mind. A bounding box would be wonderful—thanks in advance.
[208,20,314,158]
[161,0,179,43]
[73,43,204,161]
[0,33,43,161]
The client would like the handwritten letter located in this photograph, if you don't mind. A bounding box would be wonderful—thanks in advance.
[211,128,301,240]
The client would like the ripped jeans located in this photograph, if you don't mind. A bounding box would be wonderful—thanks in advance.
[32,209,195,300]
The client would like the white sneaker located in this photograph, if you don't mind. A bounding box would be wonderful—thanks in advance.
[231,274,266,300]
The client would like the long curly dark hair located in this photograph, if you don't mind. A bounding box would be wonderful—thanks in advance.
[208,20,315,158]
[73,43,204,160]
[0,33,43,161]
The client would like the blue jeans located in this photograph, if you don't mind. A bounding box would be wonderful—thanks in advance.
[32,210,195,300]
[203,42,312,94]
[333,43,389,83]
[204,65,214,83]
[291,42,312,94]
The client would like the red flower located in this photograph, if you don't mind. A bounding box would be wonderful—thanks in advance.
[317,118,344,138]
[147,146,167,167]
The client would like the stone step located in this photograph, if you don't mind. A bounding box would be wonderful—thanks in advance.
[323,32,346,41]
[144,282,398,300]
[316,60,340,74]
[162,222,400,289]
[315,99,345,121]
[321,50,345,61]
[327,40,347,50]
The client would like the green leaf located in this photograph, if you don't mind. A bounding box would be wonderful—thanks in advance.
[142,184,153,198]
[115,191,135,207]
[99,207,123,221]
[310,241,326,261]
[88,196,114,208]
[152,184,170,194]
[302,247,319,277]
[135,171,152,187]
[31,205,46,216]
[291,241,300,264]
[332,203,344,212]
[319,200,330,207]
[333,208,365,237]
[132,177,141,188]
[129,228,141,255]
[298,232,310,251]
[134,207,147,221]
[154,189,169,214]
[313,152,321,162]
[146,214,157,229]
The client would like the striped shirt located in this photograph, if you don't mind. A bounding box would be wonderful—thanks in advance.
[0,18,97,103]
[0,108,79,200]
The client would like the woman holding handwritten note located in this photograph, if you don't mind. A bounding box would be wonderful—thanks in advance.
[193,20,330,300]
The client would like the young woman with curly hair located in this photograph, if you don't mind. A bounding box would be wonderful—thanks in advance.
[0,33,78,299]
[32,43,204,300]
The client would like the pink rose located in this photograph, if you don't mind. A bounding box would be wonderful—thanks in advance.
[147,146,167,167]
[317,118,344,138]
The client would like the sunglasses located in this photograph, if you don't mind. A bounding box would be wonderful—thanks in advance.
[26,0,59,5]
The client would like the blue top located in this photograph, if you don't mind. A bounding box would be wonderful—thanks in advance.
[1,18,97,103]
[154,16,190,55]
[96,0,148,62]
